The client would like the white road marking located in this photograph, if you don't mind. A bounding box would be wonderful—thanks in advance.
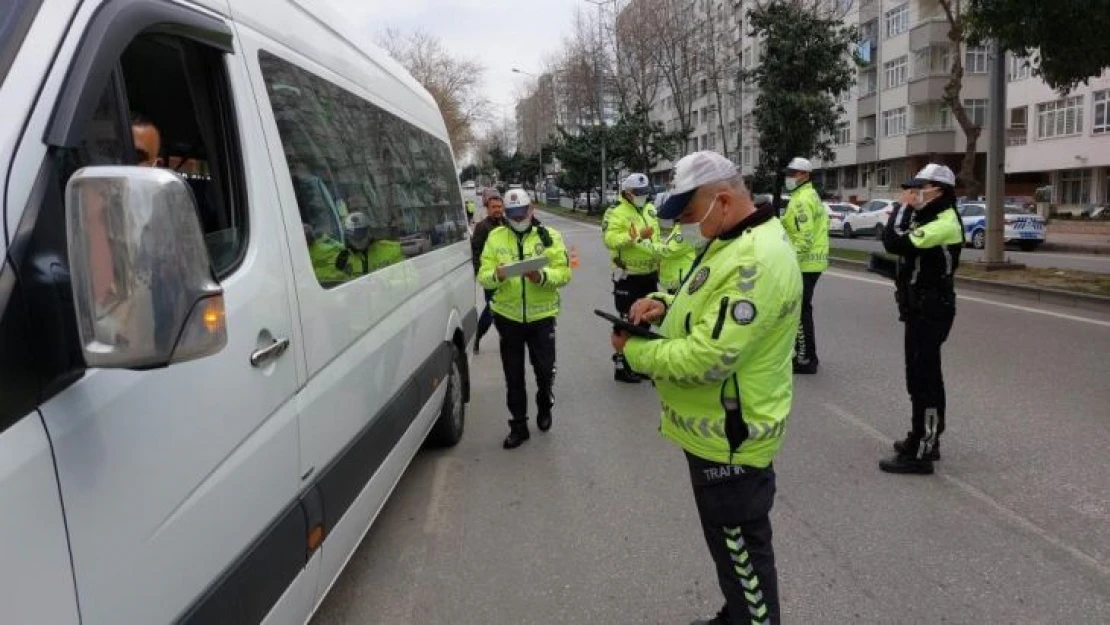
[822,402,1110,580]
[423,456,462,535]
[825,270,1110,328]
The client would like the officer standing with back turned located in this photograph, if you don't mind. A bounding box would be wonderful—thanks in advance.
[613,151,801,625]
[603,172,660,383]
[873,164,964,475]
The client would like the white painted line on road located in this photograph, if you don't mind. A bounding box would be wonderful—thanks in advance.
[822,402,1110,580]
[826,270,1110,328]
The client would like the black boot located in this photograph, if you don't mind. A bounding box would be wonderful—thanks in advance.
[879,451,934,475]
[793,359,819,375]
[503,422,530,449]
[613,354,642,384]
[893,433,940,460]
[537,410,552,432]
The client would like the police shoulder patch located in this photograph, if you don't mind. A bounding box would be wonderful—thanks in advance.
[688,267,710,294]
[912,228,926,239]
[732,300,757,325]
[797,212,808,223]
[534,242,545,255]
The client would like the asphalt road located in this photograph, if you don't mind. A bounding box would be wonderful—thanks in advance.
[832,236,1110,274]
[312,210,1110,624]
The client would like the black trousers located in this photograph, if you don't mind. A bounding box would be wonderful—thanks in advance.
[903,304,955,455]
[495,316,556,424]
[794,272,821,366]
[476,289,494,343]
[613,272,658,369]
[687,453,780,625]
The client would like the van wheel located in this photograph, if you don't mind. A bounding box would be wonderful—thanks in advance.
[427,345,465,448]
[843,223,854,239]
[873,224,885,240]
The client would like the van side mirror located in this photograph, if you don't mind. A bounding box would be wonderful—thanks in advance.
[65,166,227,369]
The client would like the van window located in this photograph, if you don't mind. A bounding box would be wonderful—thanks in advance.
[257,50,467,289]
[0,31,245,423]
[53,33,247,275]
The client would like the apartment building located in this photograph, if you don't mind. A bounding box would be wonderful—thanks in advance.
[639,0,1110,208]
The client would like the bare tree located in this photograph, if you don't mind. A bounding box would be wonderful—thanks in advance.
[377,28,489,154]
[936,0,981,197]
[644,0,701,147]
[611,0,663,113]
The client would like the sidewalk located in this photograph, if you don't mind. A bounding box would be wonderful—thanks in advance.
[1043,232,1110,255]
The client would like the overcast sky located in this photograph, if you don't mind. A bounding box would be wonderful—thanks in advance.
[331,0,584,125]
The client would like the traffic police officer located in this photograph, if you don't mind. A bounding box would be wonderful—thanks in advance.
[603,172,661,383]
[478,189,573,449]
[652,192,698,295]
[613,151,801,625]
[780,157,828,374]
[874,164,963,475]
[465,197,477,224]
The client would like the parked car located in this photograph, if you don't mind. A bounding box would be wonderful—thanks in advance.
[399,232,433,257]
[824,202,859,236]
[575,192,601,210]
[0,4,476,624]
[843,199,901,239]
[957,202,1046,250]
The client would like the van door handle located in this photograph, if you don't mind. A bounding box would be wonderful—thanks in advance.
[250,337,290,368]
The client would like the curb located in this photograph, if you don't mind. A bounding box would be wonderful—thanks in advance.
[1040,243,1110,256]
[828,257,1110,314]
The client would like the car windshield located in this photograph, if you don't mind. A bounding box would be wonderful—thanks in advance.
[0,0,42,89]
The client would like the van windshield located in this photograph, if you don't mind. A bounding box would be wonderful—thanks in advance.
[0,0,41,88]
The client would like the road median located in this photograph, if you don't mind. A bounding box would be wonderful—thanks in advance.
[830,248,1110,313]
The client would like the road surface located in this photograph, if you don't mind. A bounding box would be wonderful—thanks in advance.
[833,236,1110,274]
[312,210,1110,624]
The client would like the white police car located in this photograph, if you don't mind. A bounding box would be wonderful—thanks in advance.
[957,202,1046,251]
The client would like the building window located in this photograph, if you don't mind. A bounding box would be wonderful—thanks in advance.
[861,19,878,43]
[1093,90,1109,134]
[1010,106,1027,129]
[885,3,909,38]
[913,45,950,78]
[1059,169,1091,205]
[700,134,708,150]
[836,121,851,145]
[964,99,988,127]
[1007,54,1031,81]
[860,115,877,141]
[884,56,908,89]
[843,165,858,188]
[742,46,752,69]
[883,107,907,136]
[709,131,717,149]
[1037,96,1084,139]
[742,145,752,166]
[860,69,878,96]
[700,79,708,97]
[912,103,951,131]
[876,164,891,188]
[965,45,989,74]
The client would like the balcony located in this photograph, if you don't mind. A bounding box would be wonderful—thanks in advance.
[907,127,956,153]
[856,141,877,162]
[859,0,879,23]
[909,18,950,52]
[1007,127,1029,147]
[908,75,949,104]
[858,94,877,117]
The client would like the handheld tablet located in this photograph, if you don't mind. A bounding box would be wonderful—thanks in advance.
[593,309,665,340]
[501,256,549,277]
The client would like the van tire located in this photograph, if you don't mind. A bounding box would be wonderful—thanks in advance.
[427,344,465,448]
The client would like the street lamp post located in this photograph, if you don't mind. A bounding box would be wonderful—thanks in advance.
[585,0,611,215]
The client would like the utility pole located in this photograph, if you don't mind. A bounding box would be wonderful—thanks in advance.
[586,0,609,214]
[982,38,1020,269]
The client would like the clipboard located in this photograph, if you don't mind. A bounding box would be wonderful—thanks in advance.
[501,256,549,277]
[594,309,665,340]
